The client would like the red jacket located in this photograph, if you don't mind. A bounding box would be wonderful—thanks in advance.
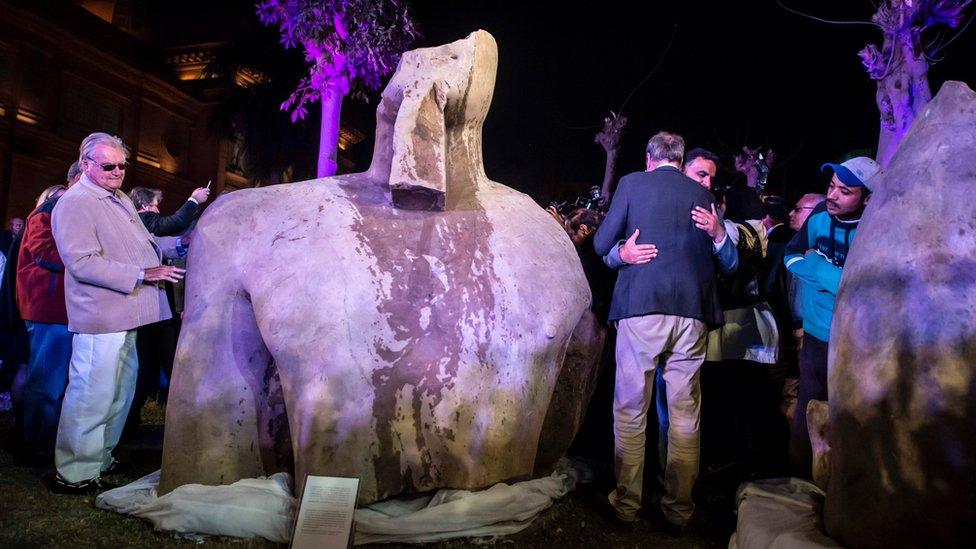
[16,199,68,324]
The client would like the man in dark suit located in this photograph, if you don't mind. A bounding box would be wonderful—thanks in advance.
[122,185,209,439]
[594,132,735,531]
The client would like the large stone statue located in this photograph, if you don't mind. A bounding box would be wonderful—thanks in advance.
[158,31,601,503]
[824,81,976,548]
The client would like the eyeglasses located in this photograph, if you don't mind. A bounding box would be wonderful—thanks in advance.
[84,156,129,172]
[96,162,129,172]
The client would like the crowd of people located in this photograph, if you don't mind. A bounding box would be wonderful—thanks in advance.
[0,127,876,537]
[0,132,210,494]
[551,131,876,534]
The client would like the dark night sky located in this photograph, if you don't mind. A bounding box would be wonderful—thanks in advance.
[163,1,976,204]
[398,0,976,204]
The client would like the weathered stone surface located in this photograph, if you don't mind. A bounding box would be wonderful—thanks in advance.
[825,81,976,548]
[806,400,831,491]
[534,310,604,473]
[158,31,600,504]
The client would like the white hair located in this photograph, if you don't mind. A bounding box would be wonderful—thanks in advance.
[79,132,129,164]
[645,131,685,164]
[800,193,827,205]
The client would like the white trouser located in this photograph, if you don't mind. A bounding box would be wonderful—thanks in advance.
[55,331,138,482]
[609,314,707,526]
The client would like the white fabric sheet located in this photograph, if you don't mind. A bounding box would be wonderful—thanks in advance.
[96,470,297,543]
[96,461,576,545]
[728,478,842,549]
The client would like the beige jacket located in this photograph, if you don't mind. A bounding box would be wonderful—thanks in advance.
[52,175,180,334]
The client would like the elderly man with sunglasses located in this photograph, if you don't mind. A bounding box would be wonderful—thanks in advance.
[49,132,187,494]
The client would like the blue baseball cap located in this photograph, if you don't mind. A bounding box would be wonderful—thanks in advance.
[820,156,880,191]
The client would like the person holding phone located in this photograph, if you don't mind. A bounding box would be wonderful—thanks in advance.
[129,185,210,238]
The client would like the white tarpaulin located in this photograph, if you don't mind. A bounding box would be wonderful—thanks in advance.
[728,478,841,549]
[355,468,574,544]
[96,461,576,545]
[96,470,297,543]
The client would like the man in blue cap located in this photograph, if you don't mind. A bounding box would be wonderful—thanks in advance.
[783,156,879,478]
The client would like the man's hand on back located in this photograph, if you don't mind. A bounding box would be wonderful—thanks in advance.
[620,228,658,264]
[691,204,727,243]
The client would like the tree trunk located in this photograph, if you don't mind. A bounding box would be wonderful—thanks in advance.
[875,34,932,167]
[600,147,618,199]
[317,87,345,178]
[595,113,626,199]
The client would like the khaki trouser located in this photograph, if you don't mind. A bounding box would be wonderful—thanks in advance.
[609,314,707,526]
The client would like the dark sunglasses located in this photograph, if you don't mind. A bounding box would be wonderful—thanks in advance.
[96,162,129,172]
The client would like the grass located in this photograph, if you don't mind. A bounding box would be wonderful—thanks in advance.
[0,400,730,548]
[0,401,277,547]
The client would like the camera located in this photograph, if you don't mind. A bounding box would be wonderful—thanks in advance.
[755,153,769,176]
[548,185,607,217]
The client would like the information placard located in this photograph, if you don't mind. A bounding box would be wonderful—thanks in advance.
[291,475,360,549]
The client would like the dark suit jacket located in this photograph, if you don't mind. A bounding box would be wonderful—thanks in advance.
[762,223,798,327]
[0,230,13,259]
[762,223,799,365]
[0,228,28,372]
[594,166,724,328]
[139,200,199,237]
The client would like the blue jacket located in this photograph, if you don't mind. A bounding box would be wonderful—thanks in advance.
[784,202,859,343]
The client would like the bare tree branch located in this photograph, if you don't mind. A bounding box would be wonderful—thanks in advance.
[711,129,739,157]
[616,23,679,115]
[929,3,976,55]
[776,0,880,27]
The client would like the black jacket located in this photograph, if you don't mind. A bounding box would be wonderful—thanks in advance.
[761,223,795,309]
[724,182,764,222]
[0,228,28,381]
[139,200,199,237]
[0,230,13,259]
[594,166,724,328]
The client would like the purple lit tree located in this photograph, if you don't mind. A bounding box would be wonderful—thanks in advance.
[257,0,418,177]
[782,0,973,166]
[860,0,973,166]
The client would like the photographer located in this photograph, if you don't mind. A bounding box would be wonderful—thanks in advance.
[122,185,209,440]
[129,186,210,237]
[726,147,773,222]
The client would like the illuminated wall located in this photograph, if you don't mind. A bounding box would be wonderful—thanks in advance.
[0,1,222,223]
